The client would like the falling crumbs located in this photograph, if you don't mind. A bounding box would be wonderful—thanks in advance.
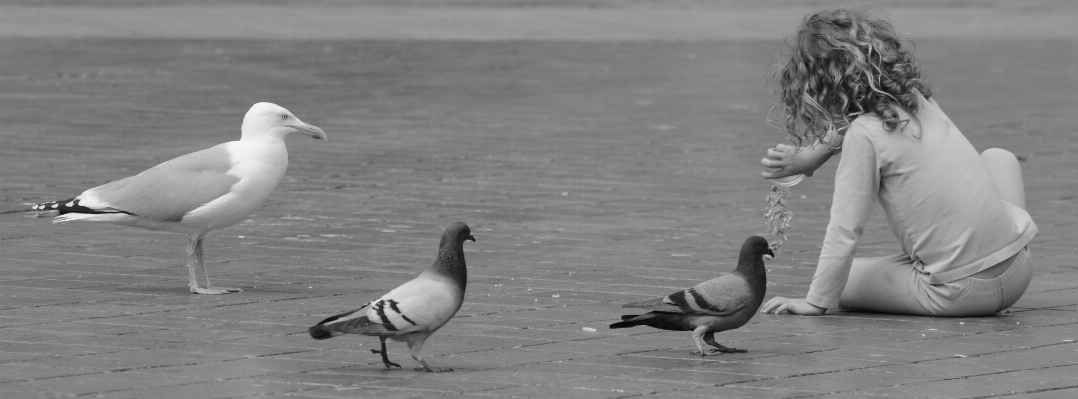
[764,183,793,252]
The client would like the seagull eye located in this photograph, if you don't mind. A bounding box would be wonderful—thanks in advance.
[280,113,289,120]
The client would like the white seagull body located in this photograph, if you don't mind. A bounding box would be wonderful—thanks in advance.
[31,102,327,294]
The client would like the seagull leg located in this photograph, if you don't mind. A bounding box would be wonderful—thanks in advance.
[408,333,451,372]
[370,336,401,370]
[189,233,228,295]
[689,326,720,357]
[704,331,746,354]
[194,234,242,293]
[186,235,203,293]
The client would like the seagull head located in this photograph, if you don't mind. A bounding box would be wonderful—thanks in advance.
[241,102,327,141]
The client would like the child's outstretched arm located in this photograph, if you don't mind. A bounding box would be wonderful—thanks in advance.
[760,297,826,315]
[763,123,879,316]
[760,134,838,180]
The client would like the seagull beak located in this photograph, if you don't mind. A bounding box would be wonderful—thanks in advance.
[468,235,476,242]
[289,119,327,141]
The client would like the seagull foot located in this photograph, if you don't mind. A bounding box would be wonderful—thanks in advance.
[415,367,453,373]
[209,286,244,292]
[191,287,231,295]
[689,350,720,357]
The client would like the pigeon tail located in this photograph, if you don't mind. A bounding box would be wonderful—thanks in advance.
[308,324,338,340]
[621,297,667,309]
[609,313,689,331]
[609,314,652,329]
[308,307,368,339]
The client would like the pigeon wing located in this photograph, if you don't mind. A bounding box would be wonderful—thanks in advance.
[357,274,461,336]
[623,274,751,316]
[688,274,754,316]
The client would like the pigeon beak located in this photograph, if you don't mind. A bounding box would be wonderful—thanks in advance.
[763,254,773,261]
[467,235,476,242]
[289,119,327,141]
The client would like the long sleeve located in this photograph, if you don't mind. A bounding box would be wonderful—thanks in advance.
[806,123,880,309]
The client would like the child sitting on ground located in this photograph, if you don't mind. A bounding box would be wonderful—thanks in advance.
[757,8,1037,317]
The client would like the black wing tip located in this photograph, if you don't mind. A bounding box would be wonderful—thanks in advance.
[29,198,131,216]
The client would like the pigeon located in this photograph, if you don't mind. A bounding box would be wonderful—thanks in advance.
[610,236,772,356]
[308,222,475,372]
[30,102,326,294]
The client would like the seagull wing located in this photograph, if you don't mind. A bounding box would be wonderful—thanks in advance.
[77,143,240,222]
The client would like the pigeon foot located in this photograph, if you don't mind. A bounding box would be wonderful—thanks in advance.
[415,366,454,373]
[689,350,721,357]
[370,349,401,370]
[709,344,746,354]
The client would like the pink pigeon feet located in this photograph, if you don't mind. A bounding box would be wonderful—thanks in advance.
[415,366,454,373]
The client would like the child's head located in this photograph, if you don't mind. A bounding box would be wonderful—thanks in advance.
[771,8,931,147]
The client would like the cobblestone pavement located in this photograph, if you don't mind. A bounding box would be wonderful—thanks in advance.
[1,2,1076,398]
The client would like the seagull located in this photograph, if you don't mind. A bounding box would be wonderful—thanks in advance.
[309,222,474,372]
[610,236,772,356]
[30,102,327,294]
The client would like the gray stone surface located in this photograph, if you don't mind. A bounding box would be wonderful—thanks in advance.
[1,1,1076,398]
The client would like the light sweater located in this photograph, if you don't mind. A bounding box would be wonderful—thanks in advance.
[806,92,1038,310]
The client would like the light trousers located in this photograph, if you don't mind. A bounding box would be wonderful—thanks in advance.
[839,247,1032,316]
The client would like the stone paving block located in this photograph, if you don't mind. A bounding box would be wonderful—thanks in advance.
[737,369,942,393]
[671,385,829,398]
[612,368,765,386]
[111,380,317,399]
[0,362,96,383]
[965,364,1078,394]
[361,378,517,394]
[289,386,433,399]
[855,378,1015,399]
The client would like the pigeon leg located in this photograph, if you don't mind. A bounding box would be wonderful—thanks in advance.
[194,234,241,293]
[408,333,452,372]
[689,326,720,357]
[371,336,401,370]
[704,331,746,354]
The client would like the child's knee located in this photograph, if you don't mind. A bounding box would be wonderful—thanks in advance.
[980,148,1018,164]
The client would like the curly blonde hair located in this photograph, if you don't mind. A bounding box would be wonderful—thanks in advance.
[771,8,931,148]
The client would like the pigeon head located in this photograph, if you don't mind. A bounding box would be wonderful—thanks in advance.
[443,222,477,245]
[734,236,772,283]
[742,236,775,262]
[241,102,327,141]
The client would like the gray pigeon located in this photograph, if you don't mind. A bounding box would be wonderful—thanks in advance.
[610,236,772,356]
[309,222,475,372]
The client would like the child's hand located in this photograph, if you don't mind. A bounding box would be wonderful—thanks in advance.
[761,140,836,180]
[759,296,826,315]
[761,143,807,179]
